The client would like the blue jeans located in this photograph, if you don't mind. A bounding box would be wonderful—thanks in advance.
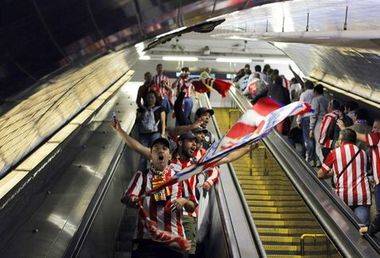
[301,117,316,162]
[161,96,172,114]
[369,184,380,234]
[350,205,370,226]
[183,97,193,122]
[138,132,160,170]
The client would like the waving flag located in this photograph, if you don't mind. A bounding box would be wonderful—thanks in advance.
[191,78,232,97]
[148,100,312,195]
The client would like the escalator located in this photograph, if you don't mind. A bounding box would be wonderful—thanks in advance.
[215,107,339,257]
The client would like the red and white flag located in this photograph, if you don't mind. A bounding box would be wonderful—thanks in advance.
[148,98,312,195]
[191,78,232,97]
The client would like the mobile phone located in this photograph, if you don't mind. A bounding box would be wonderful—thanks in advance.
[112,111,117,123]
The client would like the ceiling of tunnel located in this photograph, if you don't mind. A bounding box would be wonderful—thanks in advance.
[1,0,380,106]
[0,0,283,99]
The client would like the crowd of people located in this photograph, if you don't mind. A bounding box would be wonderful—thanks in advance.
[112,62,380,257]
[235,63,380,237]
[112,63,252,257]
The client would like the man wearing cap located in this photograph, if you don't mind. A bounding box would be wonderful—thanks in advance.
[120,134,197,257]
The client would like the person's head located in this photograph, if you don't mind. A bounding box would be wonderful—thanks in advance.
[178,132,197,159]
[192,127,208,146]
[144,72,152,83]
[204,67,210,73]
[195,107,214,128]
[305,80,314,90]
[344,101,359,113]
[150,138,172,171]
[353,108,368,122]
[328,99,341,112]
[144,91,157,107]
[272,69,279,77]
[254,65,262,73]
[274,75,283,86]
[373,119,380,133]
[339,128,357,144]
[290,78,297,84]
[263,64,271,73]
[268,68,273,76]
[254,72,260,79]
[156,63,163,74]
[314,84,324,95]
[180,67,190,78]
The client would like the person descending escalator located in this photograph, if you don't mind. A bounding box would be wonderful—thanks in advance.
[153,63,173,115]
[339,119,380,237]
[121,136,197,258]
[317,129,372,225]
[172,67,194,125]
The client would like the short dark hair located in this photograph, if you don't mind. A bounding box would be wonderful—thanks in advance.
[330,99,341,110]
[181,67,189,72]
[314,84,324,95]
[263,64,271,73]
[255,65,262,72]
[274,75,283,85]
[345,101,359,112]
[272,69,279,76]
[156,63,163,68]
[245,64,250,68]
[340,128,357,143]
[144,71,151,77]
[305,80,314,89]
[354,108,368,120]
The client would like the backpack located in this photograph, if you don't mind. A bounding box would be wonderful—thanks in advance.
[138,106,160,134]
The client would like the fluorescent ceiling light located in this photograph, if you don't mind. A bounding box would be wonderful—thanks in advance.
[228,36,258,41]
[264,58,292,64]
[162,56,198,61]
[139,55,151,60]
[216,57,251,63]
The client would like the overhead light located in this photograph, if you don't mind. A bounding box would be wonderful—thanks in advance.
[263,58,292,64]
[139,55,151,60]
[228,36,258,41]
[162,56,198,61]
[216,57,251,63]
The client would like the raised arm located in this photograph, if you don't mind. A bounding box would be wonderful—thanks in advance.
[289,65,305,88]
[216,143,258,166]
[111,119,151,159]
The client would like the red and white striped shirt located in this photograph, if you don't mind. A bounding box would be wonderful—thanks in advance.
[153,74,170,97]
[321,143,371,206]
[365,132,380,185]
[123,166,195,240]
[319,110,340,148]
[173,78,192,98]
[171,158,198,217]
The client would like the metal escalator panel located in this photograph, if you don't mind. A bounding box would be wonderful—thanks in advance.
[214,107,342,257]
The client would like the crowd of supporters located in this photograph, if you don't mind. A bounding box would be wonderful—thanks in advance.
[236,63,380,238]
[112,62,379,257]
[112,64,251,257]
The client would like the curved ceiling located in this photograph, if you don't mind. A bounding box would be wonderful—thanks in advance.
[0,0,283,99]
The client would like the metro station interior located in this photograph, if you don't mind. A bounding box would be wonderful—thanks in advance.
[1,0,380,257]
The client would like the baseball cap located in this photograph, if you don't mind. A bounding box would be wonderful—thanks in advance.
[195,107,214,117]
[178,132,197,141]
[150,137,170,149]
[192,127,208,134]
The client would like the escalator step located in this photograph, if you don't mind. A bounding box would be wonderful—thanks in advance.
[258,228,323,236]
[254,220,320,228]
[250,206,310,213]
[242,189,299,196]
[264,244,332,254]
[260,235,329,245]
[239,180,291,186]
[243,193,302,201]
[252,213,314,220]
[247,200,306,207]
[240,184,293,190]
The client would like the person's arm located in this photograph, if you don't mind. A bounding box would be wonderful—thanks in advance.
[121,171,144,207]
[111,119,151,159]
[160,110,166,136]
[317,151,335,179]
[216,143,258,166]
[167,120,203,137]
[203,167,220,190]
[309,98,318,137]
[136,88,144,109]
[357,133,367,143]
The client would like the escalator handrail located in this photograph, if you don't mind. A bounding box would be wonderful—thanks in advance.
[228,87,380,257]
[199,94,267,258]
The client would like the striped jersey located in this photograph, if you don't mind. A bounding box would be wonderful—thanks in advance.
[365,132,380,185]
[123,166,195,240]
[321,142,371,206]
[153,74,170,97]
[171,157,198,217]
[173,78,192,98]
[318,110,341,149]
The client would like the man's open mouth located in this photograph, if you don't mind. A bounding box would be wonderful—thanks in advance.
[158,155,164,161]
